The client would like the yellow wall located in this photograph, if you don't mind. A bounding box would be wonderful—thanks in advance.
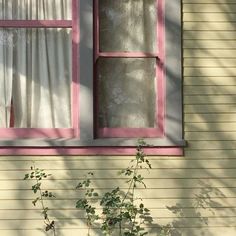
[0,0,236,235]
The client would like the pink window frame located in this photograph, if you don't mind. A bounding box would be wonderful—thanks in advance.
[94,0,165,138]
[0,0,79,139]
[0,0,184,156]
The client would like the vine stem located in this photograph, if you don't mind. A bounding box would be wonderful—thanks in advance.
[32,163,56,236]
[130,161,139,233]
[118,156,140,235]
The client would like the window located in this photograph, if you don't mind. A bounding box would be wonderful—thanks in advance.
[0,0,185,155]
[95,0,164,139]
[0,0,79,138]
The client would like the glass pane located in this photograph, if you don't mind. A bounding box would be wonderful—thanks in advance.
[0,28,72,128]
[99,0,157,52]
[97,58,157,128]
[0,0,71,20]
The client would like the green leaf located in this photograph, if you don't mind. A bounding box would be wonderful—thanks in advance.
[76,199,88,209]
[144,208,150,212]
[139,203,144,208]
[32,183,41,193]
[76,182,83,189]
[85,180,90,187]
[140,232,148,236]
[24,174,29,180]
[32,197,39,206]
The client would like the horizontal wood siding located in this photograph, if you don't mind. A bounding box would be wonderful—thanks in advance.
[0,156,236,236]
[182,0,236,235]
[0,0,236,235]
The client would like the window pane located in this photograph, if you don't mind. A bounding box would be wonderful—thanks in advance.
[97,58,157,128]
[0,0,71,20]
[99,0,157,52]
[0,28,72,128]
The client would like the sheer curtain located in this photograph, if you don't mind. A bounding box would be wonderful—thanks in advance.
[99,0,157,52]
[98,0,157,128]
[0,0,71,128]
[98,58,156,128]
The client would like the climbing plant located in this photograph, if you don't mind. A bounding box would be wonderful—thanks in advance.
[76,140,153,236]
[24,140,154,236]
[24,163,56,235]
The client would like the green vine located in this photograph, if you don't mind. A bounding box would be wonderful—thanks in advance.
[24,163,56,235]
[76,140,153,235]
[24,141,154,235]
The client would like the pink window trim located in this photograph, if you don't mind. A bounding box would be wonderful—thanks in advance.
[72,0,80,137]
[0,0,80,139]
[98,52,159,58]
[97,128,164,138]
[157,0,165,136]
[0,147,183,156]
[94,0,165,138]
[0,128,76,138]
[0,0,183,156]
[0,20,72,28]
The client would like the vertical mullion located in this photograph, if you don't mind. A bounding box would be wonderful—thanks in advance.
[94,0,100,138]
[157,0,165,135]
[94,0,99,61]
[72,0,79,137]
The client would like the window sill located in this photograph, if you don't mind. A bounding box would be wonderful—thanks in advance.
[0,138,186,156]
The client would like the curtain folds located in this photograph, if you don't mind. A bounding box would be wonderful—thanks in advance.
[0,0,71,20]
[0,1,71,128]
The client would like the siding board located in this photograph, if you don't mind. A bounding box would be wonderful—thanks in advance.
[1,208,236,220]
[0,218,235,229]
[184,95,236,104]
[2,178,236,189]
[184,22,236,30]
[185,123,236,132]
[2,198,236,210]
[184,77,236,86]
[184,31,236,40]
[184,59,236,67]
[0,188,235,200]
[1,159,236,171]
[184,13,236,22]
[184,40,236,49]
[185,131,236,141]
[184,87,236,95]
[184,4,236,13]
[184,49,236,58]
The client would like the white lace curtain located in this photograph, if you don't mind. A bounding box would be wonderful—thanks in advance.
[99,0,157,128]
[99,0,157,52]
[98,58,156,128]
[0,0,71,20]
[0,0,71,128]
